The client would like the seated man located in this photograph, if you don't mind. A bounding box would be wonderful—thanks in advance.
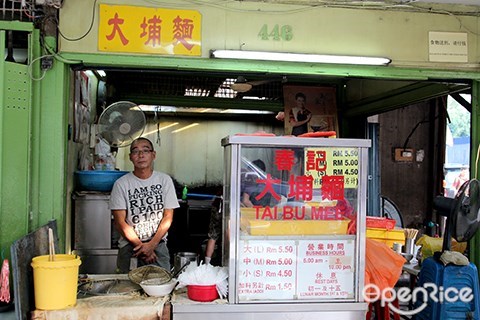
[241,159,272,207]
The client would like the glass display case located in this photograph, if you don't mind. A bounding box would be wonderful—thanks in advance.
[173,135,370,320]
[222,135,370,306]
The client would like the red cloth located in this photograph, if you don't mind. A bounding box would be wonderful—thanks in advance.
[0,259,10,303]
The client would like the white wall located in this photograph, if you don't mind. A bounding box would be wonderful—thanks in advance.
[115,117,284,186]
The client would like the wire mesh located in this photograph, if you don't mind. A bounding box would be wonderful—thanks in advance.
[1,0,34,22]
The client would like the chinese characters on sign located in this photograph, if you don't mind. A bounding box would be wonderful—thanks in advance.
[243,147,359,223]
[238,239,355,300]
[99,4,201,56]
[304,147,359,189]
[428,31,467,63]
[296,239,354,299]
[239,240,297,300]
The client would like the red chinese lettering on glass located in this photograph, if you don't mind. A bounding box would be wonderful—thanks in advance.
[287,175,314,201]
[306,150,327,171]
[274,149,296,171]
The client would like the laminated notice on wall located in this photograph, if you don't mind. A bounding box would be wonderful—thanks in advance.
[238,239,355,301]
[428,31,468,63]
[296,239,355,299]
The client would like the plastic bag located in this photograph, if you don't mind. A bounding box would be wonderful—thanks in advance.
[416,235,467,261]
[177,263,229,299]
[365,238,405,299]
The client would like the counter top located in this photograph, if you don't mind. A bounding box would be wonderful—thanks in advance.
[32,295,170,320]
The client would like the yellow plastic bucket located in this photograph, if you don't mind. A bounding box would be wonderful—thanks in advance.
[31,254,81,310]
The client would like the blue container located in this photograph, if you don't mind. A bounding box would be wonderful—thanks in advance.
[75,170,129,192]
[414,257,480,320]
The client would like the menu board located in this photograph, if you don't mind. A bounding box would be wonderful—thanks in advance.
[238,238,355,301]
[238,240,297,300]
[296,239,355,299]
[304,147,359,189]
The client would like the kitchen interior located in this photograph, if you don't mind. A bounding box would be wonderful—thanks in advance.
[2,1,479,318]
[69,69,287,274]
[68,66,471,274]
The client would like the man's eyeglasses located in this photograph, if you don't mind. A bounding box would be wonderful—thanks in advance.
[130,149,153,156]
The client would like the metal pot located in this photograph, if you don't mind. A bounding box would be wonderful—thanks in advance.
[174,252,199,275]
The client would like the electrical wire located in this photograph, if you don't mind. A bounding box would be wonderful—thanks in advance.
[27,54,50,81]
[56,0,98,42]
[22,4,35,19]
[475,140,480,178]
[154,105,161,146]
[143,0,480,17]
[402,117,432,150]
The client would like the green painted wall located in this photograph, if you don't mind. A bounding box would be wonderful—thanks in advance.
[0,22,69,261]
[0,28,31,261]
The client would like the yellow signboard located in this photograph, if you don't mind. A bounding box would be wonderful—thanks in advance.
[304,147,359,189]
[98,4,201,56]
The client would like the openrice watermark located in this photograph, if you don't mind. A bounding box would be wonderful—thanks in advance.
[363,283,474,316]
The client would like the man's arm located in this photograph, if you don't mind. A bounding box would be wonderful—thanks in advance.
[150,209,174,245]
[241,192,254,207]
[134,209,174,262]
[112,209,142,247]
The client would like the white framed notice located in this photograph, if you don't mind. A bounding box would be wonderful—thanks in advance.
[296,239,355,299]
[237,238,356,301]
[429,31,468,63]
[238,240,297,300]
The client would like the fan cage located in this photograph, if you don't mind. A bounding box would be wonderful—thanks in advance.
[98,101,146,147]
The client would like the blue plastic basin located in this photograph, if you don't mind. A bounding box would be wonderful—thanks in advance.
[75,170,129,192]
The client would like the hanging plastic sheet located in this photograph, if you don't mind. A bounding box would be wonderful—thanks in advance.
[365,238,405,299]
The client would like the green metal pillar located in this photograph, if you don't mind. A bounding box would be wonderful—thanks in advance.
[0,22,34,261]
[469,80,480,269]
[30,34,70,251]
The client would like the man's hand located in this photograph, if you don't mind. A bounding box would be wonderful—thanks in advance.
[133,241,158,263]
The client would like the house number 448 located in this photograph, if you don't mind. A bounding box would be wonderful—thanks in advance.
[258,24,293,41]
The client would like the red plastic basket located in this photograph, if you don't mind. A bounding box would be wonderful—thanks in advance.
[366,216,396,230]
[187,285,219,302]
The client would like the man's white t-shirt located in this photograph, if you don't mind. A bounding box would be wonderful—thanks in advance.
[110,171,180,248]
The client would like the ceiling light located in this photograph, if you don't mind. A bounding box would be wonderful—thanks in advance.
[139,105,274,115]
[211,49,391,66]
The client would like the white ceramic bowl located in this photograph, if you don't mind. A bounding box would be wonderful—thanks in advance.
[140,278,177,297]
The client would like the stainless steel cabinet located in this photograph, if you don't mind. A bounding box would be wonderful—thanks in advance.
[73,192,118,274]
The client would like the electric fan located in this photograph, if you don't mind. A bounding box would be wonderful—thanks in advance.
[229,76,282,93]
[414,179,480,319]
[97,101,146,148]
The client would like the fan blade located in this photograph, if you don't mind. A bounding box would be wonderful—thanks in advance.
[248,79,275,86]
[230,82,253,92]
[97,101,145,147]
